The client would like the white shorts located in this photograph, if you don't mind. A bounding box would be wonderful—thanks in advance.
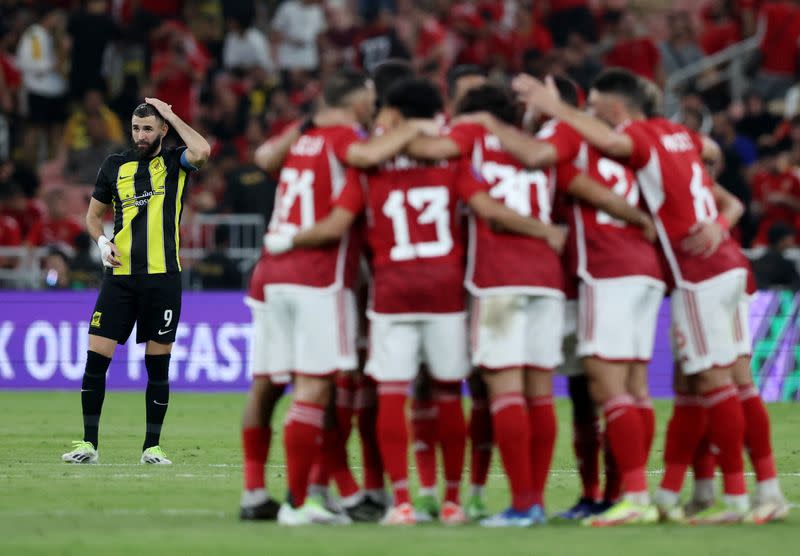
[470,294,564,372]
[734,295,752,357]
[578,277,665,362]
[558,299,582,377]
[366,312,470,383]
[671,270,747,375]
[246,287,357,378]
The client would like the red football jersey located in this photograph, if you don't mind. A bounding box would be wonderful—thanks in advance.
[447,123,566,295]
[336,155,485,315]
[751,169,800,244]
[27,217,83,247]
[542,120,664,282]
[621,118,747,285]
[260,125,364,291]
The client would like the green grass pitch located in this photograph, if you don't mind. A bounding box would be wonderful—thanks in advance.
[1,392,798,555]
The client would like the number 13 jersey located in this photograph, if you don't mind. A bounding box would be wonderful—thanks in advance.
[336,155,486,316]
[262,125,365,291]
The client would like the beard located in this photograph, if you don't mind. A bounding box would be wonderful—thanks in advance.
[135,136,162,159]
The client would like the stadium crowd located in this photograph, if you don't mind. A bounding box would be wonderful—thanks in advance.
[0,0,800,291]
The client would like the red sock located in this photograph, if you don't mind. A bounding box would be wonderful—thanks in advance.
[356,379,383,491]
[704,385,746,496]
[469,399,492,489]
[411,398,438,491]
[693,429,716,481]
[377,383,410,505]
[284,401,325,507]
[660,394,707,494]
[603,436,622,502]
[491,393,535,510]
[568,375,601,501]
[635,396,655,466]
[739,385,777,482]
[527,395,557,505]
[331,375,359,498]
[242,426,270,491]
[435,382,467,504]
[603,395,647,495]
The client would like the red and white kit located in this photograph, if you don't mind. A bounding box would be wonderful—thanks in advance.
[448,122,569,372]
[246,125,364,378]
[621,118,749,374]
[544,120,666,363]
[336,154,485,383]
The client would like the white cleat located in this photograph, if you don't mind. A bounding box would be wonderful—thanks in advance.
[62,441,98,464]
[277,497,351,526]
[747,496,792,524]
[140,446,172,465]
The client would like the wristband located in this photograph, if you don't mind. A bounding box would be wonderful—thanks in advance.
[97,235,110,249]
[716,214,731,231]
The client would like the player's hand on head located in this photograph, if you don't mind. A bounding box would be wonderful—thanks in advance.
[512,74,560,116]
[144,97,174,118]
[264,232,294,255]
[681,220,725,258]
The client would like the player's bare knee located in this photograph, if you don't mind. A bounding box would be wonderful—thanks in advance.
[88,334,117,358]
[145,340,172,356]
[293,375,333,405]
[482,368,523,398]
[524,369,553,398]
[732,356,754,386]
[695,367,734,393]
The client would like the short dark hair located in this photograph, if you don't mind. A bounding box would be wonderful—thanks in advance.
[372,59,415,106]
[591,68,647,111]
[132,103,165,124]
[447,64,485,98]
[323,68,370,107]
[768,222,795,247]
[385,78,443,119]
[552,75,580,109]
[456,84,518,125]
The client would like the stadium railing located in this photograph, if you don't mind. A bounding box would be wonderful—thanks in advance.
[664,18,766,117]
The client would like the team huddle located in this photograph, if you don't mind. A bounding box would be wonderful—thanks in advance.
[239,61,790,527]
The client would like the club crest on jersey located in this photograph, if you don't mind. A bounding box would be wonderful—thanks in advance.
[91,311,102,328]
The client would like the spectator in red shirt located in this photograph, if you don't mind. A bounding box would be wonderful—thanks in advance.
[0,182,44,239]
[0,214,22,269]
[410,0,448,79]
[149,25,207,123]
[754,0,800,100]
[26,188,83,250]
[751,146,800,244]
[699,0,742,54]
[491,7,553,73]
[603,10,664,85]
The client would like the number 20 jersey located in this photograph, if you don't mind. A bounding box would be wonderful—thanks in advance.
[259,125,364,292]
[336,155,486,316]
[447,123,568,296]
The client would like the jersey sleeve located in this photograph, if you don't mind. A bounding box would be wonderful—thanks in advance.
[176,145,199,171]
[331,127,364,162]
[555,161,580,192]
[456,158,489,202]
[539,120,582,164]
[334,167,367,215]
[91,157,114,204]
[618,121,651,170]
[445,123,481,156]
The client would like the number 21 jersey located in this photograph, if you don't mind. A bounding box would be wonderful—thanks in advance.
[262,125,364,291]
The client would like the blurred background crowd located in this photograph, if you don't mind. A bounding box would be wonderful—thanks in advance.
[1,0,799,291]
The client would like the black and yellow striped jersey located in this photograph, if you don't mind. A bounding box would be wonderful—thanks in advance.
[92,146,193,275]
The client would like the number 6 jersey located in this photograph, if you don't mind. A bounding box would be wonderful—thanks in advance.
[336,155,486,316]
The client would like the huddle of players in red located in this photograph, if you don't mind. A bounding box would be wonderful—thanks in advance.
[237,60,789,527]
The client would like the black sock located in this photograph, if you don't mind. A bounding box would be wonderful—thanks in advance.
[82,351,112,449]
[144,354,171,451]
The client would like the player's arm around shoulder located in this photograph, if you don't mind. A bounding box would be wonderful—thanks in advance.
[265,208,358,255]
[467,191,567,254]
[144,97,210,169]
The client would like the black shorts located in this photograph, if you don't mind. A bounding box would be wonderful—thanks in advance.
[27,92,69,124]
[89,273,182,344]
